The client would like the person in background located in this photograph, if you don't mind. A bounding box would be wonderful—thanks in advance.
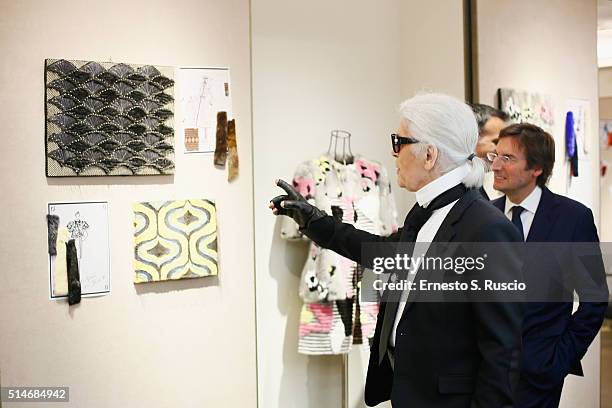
[469,103,510,199]
[489,123,609,408]
[270,93,524,407]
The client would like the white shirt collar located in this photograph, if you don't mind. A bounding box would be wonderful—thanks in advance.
[504,185,542,215]
[416,163,470,208]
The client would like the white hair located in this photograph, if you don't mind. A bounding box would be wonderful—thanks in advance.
[399,93,485,188]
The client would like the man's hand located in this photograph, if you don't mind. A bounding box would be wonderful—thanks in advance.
[268,179,326,229]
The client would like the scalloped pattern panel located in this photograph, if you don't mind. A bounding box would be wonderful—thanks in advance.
[45,59,175,176]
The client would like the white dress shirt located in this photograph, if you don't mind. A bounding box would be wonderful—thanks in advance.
[390,163,470,347]
[503,186,542,241]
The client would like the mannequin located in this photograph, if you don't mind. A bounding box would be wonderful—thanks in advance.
[326,130,354,164]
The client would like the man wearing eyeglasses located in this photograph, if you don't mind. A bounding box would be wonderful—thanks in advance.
[489,123,608,408]
[270,93,524,407]
[469,103,510,199]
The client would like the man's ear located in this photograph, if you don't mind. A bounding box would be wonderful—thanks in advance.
[532,166,543,178]
[424,145,438,171]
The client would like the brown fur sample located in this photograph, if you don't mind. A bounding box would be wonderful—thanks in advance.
[214,111,228,167]
[227,119,239,181]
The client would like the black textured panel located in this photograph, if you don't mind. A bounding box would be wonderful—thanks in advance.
[46,58,174,176]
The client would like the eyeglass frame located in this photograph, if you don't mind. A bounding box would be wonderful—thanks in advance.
[391,133,419,154]
[486,151,520,165]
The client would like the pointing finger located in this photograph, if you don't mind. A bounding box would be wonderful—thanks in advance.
[276,179,300,200]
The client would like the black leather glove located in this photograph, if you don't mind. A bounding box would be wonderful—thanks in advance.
[269,179,327,229]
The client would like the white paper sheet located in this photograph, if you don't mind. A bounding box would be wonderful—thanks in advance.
[48,201,111,299]
[178,67,232,153]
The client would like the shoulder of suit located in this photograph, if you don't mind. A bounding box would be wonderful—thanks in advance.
[458,193,508,225]
[546,189,592,217]
[456,195,520,240]
[467,196,506,218]
[491,195,504,207]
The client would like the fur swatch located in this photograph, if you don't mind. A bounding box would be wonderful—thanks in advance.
[47,214,60,255]
[66,239,82,305]
[214,111,228,167]
[227,119,239,181]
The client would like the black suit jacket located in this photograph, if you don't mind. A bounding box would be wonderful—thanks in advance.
[492,188,609,392]
[305,188,524,408]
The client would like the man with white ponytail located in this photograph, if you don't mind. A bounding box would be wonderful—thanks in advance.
[270,93,524,407]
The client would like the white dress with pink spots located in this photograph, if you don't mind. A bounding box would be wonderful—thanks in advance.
[281,154,398,354]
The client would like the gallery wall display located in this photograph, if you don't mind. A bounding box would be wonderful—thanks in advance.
[45,59,175,177]
[178,67,232,154]
[133,199,218,283]
[498,88,554,132]
[48,201,111,300]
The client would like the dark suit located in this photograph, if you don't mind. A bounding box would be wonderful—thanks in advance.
[305,188,524,407]
[492,187,609,408]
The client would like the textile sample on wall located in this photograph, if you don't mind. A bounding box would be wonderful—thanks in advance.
[48,202,111,299]
[54,228,69,297]
[46,214,60,255]
[214,111,228,166]
[45,58,175,176]
[133,199,218,283]
[566,112,579,177]
[227,119,239,181]
[184,128,199,151]
[498,88,554,132]
[66,239,82,305]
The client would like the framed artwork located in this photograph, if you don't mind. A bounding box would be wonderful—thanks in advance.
[133,199,218,283]
[498,88,554,132]
[45,58,175,176]
[48,201,111,299]
[178,67,232,153]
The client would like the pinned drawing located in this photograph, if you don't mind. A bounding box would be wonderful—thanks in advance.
[178,68,232,153]
[133,199,218,283]
[48,201,110,299]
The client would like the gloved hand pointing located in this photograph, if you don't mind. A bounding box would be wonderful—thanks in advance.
[269,179,327,229]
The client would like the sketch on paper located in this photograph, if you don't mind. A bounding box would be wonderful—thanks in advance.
[133,199,218,283]
[45,58,175,177]
[67,211,90,259]
[566,98,589,157]
[48,201,110,299]
[498,88,554,132]
[178,68,232,153]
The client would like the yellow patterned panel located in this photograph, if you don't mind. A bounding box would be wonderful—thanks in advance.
[133,199,218,283]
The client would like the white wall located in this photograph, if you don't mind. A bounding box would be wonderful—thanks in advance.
[474,1,602,406]
[599,67,612,98]
[0,1,256,407]
[251,1,465,407]
[599,68,612,243]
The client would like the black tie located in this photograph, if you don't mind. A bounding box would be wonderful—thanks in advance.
[511,205,525,241]
[378,183,467,364]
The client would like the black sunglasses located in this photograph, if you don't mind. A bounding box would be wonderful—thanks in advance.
[391,133,419,154]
